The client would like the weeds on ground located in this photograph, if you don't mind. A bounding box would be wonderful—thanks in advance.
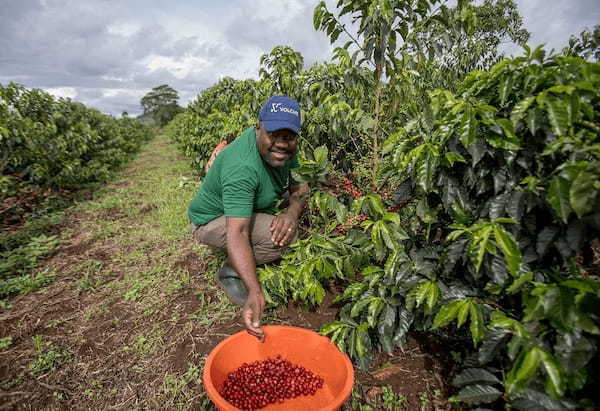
[345,385,414,411]
[0,336,12,349]
[127,325,165,358]
[29,335,65,375]
[160,358,215,410]
[383,386,408,409]
[189,290,236,325]
[0,234,59,276]
[0,268,56,298]
[73,259,105,291]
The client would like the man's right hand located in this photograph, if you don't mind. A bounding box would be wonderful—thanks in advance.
[242,290,265,341]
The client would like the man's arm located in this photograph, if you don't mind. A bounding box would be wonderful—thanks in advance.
[270,183,309,246]
[226,217,265,340]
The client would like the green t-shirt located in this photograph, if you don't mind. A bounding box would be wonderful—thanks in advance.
[188,127,299,226]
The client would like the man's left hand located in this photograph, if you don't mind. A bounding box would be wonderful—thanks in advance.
[270,212,297,247]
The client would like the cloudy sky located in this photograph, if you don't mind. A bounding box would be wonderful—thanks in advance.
[1,0,598,117]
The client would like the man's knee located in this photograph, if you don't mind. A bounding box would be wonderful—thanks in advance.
[192,217,227,249]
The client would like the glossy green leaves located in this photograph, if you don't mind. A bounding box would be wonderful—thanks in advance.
[432,298,486,345]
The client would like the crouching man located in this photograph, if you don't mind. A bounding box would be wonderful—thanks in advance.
[188,96,309,341]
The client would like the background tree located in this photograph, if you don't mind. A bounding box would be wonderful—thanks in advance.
[563,25,600,61]
[259,46,304,96]
[140,84,183,126]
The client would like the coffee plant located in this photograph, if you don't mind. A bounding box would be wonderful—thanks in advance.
[326,50,599,408]
[168,1,598,408]
[1,83,151,191]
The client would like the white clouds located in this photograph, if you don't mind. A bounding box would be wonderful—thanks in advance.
[107,22,142,37]
[517,0,600,52]
[144,54,210,79]
[44,87,77,99]
[251,0,306,25]
[100,88,144,99]
[1,0,598,116]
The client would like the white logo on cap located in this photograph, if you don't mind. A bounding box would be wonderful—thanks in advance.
[270,103,299,116]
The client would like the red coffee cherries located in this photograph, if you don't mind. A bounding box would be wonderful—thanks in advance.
[220,355,324,410]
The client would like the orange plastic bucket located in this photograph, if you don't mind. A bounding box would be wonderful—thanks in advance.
[203,325,354,410]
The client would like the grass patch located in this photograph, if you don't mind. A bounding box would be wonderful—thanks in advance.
[2,135,242,408]
[0,336,12,349]
[0,234,60,280]
[0,268,57,298]
[159,358,215,410]
[29,335,65,376]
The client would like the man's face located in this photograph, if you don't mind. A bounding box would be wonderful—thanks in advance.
[256,122,298,168]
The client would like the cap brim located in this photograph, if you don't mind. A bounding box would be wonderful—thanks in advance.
[262,120,300,134]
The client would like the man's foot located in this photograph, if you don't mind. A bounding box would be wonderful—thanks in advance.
[215,264,248,306]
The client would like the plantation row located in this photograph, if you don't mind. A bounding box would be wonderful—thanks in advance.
[167,1,599,409]
[1,83,152,194]
[0,82,152,294]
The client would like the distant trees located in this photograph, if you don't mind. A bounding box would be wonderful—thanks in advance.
[140,84,183,126]
[563,25,600,61]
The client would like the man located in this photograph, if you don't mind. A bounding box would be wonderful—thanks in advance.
[188,96,309,341]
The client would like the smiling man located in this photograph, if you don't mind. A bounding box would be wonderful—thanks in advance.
[188,96,309,340]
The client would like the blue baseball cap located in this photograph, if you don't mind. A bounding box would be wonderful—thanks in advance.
[258,96,301,134]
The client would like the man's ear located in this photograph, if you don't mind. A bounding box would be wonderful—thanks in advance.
[256,121,261,130]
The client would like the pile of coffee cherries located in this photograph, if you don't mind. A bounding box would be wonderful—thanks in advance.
[220,355,324,410]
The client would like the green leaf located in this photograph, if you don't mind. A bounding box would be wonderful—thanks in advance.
[569,164,598,217]
[367,298,384,327]
[554,333,595,374]
[493,225,522,276]
[378,304,396,332]
[392,307,414,346]
[432,300,462,328]
[540,350,565,398]
[417,148,439,193]
[545,97,570,136]
[506,191,526,221]
[381,212,401,226]
[460,109,478,148]
[489,311,529,338]
[320,321,346,336]
[489,194,508,220]
[547,176,572,223]
[478,328,510,365]
[355,323,370,358]
[510,389,576,411]
[506,346,543,394]
[469,302,486,345]
[425,281,441,314]
[453,368,501,388]
[467,138,487,167]
[471,225,494,274]
[313,145,328,165]
[445,151,466,166]
[453,384,502,405]
[506,271,534,294]
[367,194,385,217]
[499,74,514,106]
[511,96,535,127]
[561,278,600,294]
[351,297,372,318]
[526,108,542,135]
[379,223,396,250]
[457,299,471,328]
[536,226,560,258]
[494,118,521,150]
[547,85,575,94]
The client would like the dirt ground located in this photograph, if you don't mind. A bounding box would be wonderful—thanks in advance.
[0,137,457,410]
